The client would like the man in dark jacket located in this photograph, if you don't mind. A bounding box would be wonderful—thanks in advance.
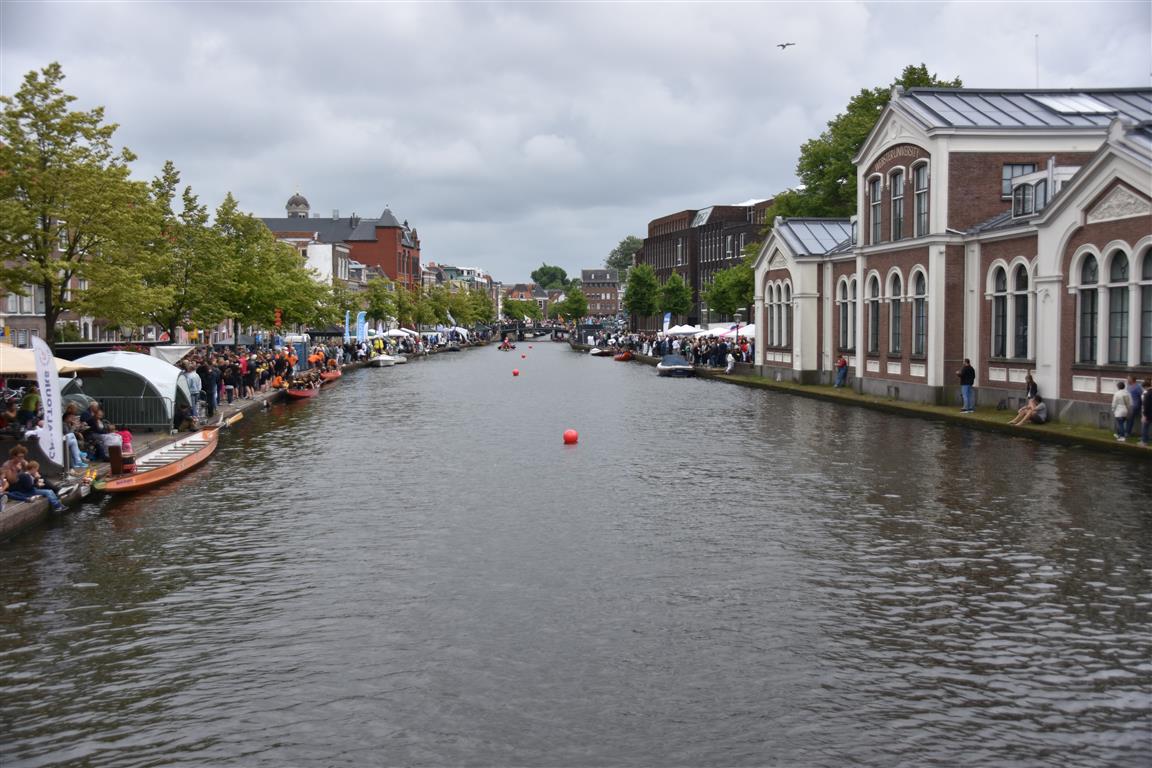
[956,358,976,413]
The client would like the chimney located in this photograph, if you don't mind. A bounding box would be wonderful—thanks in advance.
[332,209,339,221]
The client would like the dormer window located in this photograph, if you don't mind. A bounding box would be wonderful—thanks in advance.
[1034,180,1048,212]
[1013,184,1034,217]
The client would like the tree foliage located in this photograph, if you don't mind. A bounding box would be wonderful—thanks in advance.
[503,298,541,321]
[552,287,588,321]
[762,64,962,225]
[0,62,150,347]
[702,261,754,318]
[658,272,693,320]
[530,263,569,290]
[623,263,659,320]
[606,235,642,281]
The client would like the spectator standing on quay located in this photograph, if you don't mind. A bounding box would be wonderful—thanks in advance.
[1111,380,1132,441]
[834,354,849,388]
[957,358,976,413]
[1125,375,1143,439]
[185,364,201,419]
[1140,379,1152,448]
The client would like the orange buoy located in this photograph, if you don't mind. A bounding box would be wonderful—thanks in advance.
[563,429,578,445]
[512,369,520,376]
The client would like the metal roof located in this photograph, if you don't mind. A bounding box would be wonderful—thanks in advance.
[900,88,1152,130]
[776,218,854,257]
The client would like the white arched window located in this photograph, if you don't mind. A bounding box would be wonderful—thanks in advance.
[1078,255,1099,363]
[913,162,929,236]
[869,176,883,244]
[1012,264,1029,359]
[911,271,927,357]
[867,275,881,353]
[1107,251,1129,364]
[1142,250,1152,364]
[992,266,1008,358]
[889,273,903,355]
[782,284,792,347]
[838,280,850,349]
[891,169,905,241]
[849,278,857,352]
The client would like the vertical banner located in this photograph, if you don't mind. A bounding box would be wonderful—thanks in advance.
[343,310,351,343]
[30,337,64,467]
[662,312,671,333]
[355,311,367,342]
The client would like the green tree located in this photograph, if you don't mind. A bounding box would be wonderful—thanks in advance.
[702,261,754,318]
[623,263,659,320]
[658,272,692,321]
[503,298,541,321]
[468,288,496,324]
[363,277,397,325]
[769,64,962,221]
[606,235,642,281]
[0,62,151,348]
[559,287,588,321]
[530,263,569,289]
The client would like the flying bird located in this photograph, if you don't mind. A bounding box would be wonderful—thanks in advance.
[777,42,795,49]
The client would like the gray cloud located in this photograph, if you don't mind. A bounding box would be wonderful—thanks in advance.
[2,1,1148,282]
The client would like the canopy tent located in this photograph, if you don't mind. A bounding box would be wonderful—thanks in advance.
[666,325,702,336]
[383,329,411,338]
[0,343,96,376]
[450,326,470,339]
[62,351,192,430]
[149,345,196,366]
[721,323,757,339]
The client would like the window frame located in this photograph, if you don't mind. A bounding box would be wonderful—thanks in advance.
[1002,163,1036,198]
[890,168,905,241]
[913,162,929,237]
[889,273,903,355]
[1078,255,1099,363]
[868,176,883,245]
[911,271,927,357]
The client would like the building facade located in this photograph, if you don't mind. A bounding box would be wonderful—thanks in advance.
[580,269,620,318]
[262,193,422,286]
[753,87,1152,426]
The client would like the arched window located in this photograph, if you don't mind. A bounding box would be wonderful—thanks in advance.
[992,267,1008,358]
[1142,250,1152,364]
[765,285,776,348]
[1012,184,1033,217]
[913,163,929,236]
[849,278,858,352]
[838,281,849,349]
[1108,252,1129,364]
[912,272,927,356]
[1013,265,1029,359]
[891,169,905,240]
[867,276,880,353]
[890,273,903,355]
[1079,255,1098,363]
[782,284,792,347]
[869,177,882,244]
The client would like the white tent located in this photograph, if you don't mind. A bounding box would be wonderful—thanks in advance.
[721,323,757,339]
[62,351,192,428]
[666,324,702,336]
[149,345,196,365]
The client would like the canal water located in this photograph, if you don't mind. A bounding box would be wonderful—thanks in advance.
[1,342,1149,767]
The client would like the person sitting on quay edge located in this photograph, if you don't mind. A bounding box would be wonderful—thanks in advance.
[1008,394,1048,426]
[6,460,64,512]
[2,445,28,488]
[173,403,196,432]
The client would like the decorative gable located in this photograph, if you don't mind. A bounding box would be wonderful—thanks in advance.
[1085,183,1152,224]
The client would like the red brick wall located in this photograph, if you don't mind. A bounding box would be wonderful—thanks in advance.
[863,143,930,245]
[1058,182,1152,400]
[861,246,930,381]
[975,235,1037,378]
[947,152,1093,232]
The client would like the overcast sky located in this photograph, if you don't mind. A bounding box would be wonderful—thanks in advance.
[2,1,1149,283]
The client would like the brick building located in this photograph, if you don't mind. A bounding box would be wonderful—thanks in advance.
[634,199,772,330]
[753,87,1152,426]
[262,193,422,286]
[580,269,620,319]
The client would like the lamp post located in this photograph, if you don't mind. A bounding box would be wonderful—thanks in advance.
[734,311,742,341]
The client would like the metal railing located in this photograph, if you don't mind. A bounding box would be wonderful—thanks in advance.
[74,395,174,431]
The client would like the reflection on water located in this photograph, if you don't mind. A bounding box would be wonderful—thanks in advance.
[2,343,1149,767]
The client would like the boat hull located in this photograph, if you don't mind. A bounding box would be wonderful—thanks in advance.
[94,428,220,493]
[285,387,320,399]
[613,351,633,361]
[320,369,342,382]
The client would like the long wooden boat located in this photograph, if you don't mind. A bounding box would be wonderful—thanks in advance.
[320,369,343,382]
[285,386,320,399]
[94,428,220,493]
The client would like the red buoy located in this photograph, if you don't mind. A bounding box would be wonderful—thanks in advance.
[521,354,526,358]
[512,369,520,376]
[529,345,534,349]
[563,429,578,445]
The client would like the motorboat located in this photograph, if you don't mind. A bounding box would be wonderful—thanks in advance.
[93,427,220,493]
[589,348,613,357]
[656,354,695,377]
[367,355,394,367]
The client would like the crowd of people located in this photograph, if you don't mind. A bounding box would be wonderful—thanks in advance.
[590,331,755,370]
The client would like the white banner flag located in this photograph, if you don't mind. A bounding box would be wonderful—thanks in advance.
[31,336,64,467]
